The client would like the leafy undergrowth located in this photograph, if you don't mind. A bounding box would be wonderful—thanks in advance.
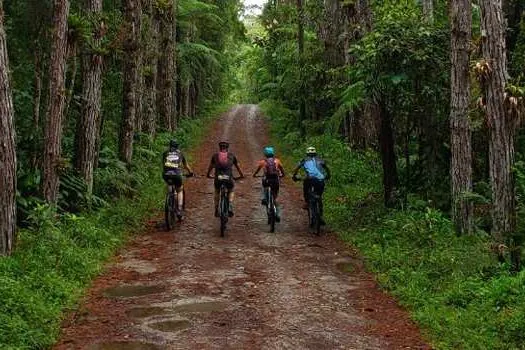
[261,99,525,350]
[0,107,220,349]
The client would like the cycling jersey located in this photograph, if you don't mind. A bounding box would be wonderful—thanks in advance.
[298,157,326,180]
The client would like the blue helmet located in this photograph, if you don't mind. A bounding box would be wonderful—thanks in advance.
[263,146,275,157]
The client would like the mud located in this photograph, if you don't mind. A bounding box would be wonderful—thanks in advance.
[54,105,431,349]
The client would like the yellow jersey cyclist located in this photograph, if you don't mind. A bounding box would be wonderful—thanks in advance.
[162,139,194,219]
[253,146,286,222]
[292,146,331,225]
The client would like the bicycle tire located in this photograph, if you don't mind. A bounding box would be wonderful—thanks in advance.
[268,189,276,233]
[220,186,228,237]
[165,192,175,231]
[314,198,321,235]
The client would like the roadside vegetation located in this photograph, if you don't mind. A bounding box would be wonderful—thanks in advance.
[236,1,525,348]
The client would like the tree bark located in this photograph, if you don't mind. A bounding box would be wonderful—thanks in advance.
[0,0,17,255]
[379,103,398,207]
[75,0,103,196]
[297,0,305,124]
[422,0,434,23]
[119,0,141,164]
[157,0,176,131]
[143,0,159,136]
[42,0,70,203]
[450,0,474,235]
[480,0,517,267]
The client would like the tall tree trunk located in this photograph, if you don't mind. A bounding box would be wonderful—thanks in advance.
[480,0,518,268]
[0,0,16,255]
[379,103,398,207]
[75,0,103,196]
[422,0,434,23]
[42,0,70,203]
[143,0,159,136]
[64,38,78,119]
[31,44,43,170]
[120,0,141,164]
[157,1,176,131]
[450,0,473,235]
[297,0,306,124]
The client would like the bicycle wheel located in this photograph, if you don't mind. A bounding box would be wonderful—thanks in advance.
[220,187,228,237]
[268,190,276,233]
[165,192,175,231]
[314,198,321,235]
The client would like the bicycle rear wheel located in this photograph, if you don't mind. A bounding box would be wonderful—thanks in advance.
[220,188,228,237]
[165,192,175,231]
[268,190,276,233]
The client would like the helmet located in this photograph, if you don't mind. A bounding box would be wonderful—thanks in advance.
[218,141,229,149]
[170,139,179,149]
[263,146,275,157]
[306,146,316,156]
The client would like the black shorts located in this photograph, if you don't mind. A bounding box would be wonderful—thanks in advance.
[214,177,234,191]
[163,173,183,188]
[263,177,280,196]
[304,178,325,197]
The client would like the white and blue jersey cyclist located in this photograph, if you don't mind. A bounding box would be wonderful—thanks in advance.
[292,146,331,219]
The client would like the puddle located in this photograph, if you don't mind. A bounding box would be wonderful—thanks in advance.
[103,285,165,298]
[127,307,171,318]
[87,341,162,350]
[173,301,227,313]
[336,262,354,273]
[149,319,191,332]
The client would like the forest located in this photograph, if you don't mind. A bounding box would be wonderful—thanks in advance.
[1,0,525,349]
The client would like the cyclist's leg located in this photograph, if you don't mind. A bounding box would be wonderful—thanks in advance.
[271,179,281,221]
[227,180,235,216]
[214,179,220,217]
[174,175,184,213]
[302,178,311,209]
[261,178,269,205]
[314,179,326,224]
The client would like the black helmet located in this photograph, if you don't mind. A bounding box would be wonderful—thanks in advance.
[218,141,229,149]
[170,139,179,149]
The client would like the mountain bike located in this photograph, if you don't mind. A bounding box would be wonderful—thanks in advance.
[255,175,281,233]
[209,174,243,237]
[293,176,323,235]
[164,173,193,231]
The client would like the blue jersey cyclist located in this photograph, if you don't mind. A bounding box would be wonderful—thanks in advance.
[292,146,331,223]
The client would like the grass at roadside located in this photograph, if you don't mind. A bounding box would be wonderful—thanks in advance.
[0,106,223,349]
[260,99,525,350]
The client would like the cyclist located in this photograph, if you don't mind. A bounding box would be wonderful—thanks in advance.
[162,139,194,219]
[292,146,331,224]
[253,146,285,222]
[206,141,244,217]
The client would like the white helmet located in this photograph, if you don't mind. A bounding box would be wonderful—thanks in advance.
[306,146,316,155]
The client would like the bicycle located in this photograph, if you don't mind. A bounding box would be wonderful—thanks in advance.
[164,173,193,231]
[209,174,243,237]
[255,175,282,233]
[293,176,324,235]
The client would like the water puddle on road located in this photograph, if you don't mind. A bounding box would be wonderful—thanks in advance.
[87,341,162,350]
[173,301,227,313]
[127,307,171,318]
[103,285,165,298]
[149,319,191,332]
[336,262,354,273]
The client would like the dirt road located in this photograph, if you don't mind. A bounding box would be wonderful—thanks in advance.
[54,105,430,349]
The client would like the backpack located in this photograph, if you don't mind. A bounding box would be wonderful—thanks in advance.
[217,151,231,170]
[164,150,182,171]
[264,158,279,177]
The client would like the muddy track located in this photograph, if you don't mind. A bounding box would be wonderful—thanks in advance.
[54,105,430,350]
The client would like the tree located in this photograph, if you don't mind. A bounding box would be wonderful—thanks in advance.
[479,0,518,268]
[119,0,141,164]
[0,0,16,255]
[450,0,473,235]
[157,0,176,131]
[42,0,70,203]
[142,0,159,136]
[422,0,434,23]
[75,0,104,196]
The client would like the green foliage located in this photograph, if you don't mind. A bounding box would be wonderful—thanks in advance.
[0,105,221,349]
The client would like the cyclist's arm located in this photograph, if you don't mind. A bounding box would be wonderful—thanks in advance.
[322,162,331,180]
[292,160,304,177]
[277,159,286,177]
[253,165,263,177]
[233,156,244,178]
[182,155,194,174]
[206,156,215,177]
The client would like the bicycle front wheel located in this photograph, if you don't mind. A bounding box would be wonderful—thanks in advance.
[220,189,228,237]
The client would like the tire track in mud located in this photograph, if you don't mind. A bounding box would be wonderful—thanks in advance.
[54,105,430,350]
